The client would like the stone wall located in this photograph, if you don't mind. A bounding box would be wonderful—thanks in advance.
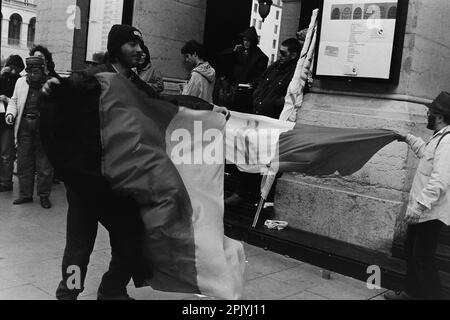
[278,0,301,42]
[133,0,207,80]
[35,0,76,73]
[275,0,450,253]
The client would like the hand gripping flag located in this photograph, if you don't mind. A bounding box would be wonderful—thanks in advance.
[96,73,245,300]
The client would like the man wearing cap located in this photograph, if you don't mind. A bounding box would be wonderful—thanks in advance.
[5,57,53,209]
[385,92,450,300]
[0,55,25,192]
[40,24,229,300]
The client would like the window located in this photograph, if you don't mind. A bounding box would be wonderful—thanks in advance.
[342,7,352,20]
[271,54,275,64]
[8,14,23,46]
[388,6,397,19]
[254,3,258,13]
[258,20,262,30]
[252,18,256,27]
[273,39,277,49]
[27,17,36,48]
[331,8,340,20]
[276,11,280,20]
[353,7,362,19]
[274,25,278,34]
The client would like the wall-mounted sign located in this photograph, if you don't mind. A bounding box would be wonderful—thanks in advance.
[315,0,407,82]
[86,0,125,62]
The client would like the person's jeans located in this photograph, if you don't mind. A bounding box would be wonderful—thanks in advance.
[56,187,145,300]
[226,164,279,203]
[404,219,444,300]
[0,114,14,188]
[17,116,54,198]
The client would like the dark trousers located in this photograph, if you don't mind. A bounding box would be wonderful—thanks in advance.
[404,219,444,300]
[0,114,14,188]
[231,87,254,114]
[226,164,279,202]
[56,187,145,300]
[17,116,54,198]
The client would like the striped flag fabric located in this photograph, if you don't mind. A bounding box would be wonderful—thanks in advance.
[226,111,400,176]
[96,73,245,300]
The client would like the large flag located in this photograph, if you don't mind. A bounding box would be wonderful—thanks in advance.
[226,111,399,176]
[96,73,245,300]
[279,9,319,122]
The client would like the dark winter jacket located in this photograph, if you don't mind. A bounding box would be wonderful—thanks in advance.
[0,73,21,99]
[253,58,299,119]
[220,27,269,86]
[39,63,214,198]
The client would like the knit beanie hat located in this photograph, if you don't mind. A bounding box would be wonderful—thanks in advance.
[25,56,46,71]
[5,55,25,72]
[107,24,143,56]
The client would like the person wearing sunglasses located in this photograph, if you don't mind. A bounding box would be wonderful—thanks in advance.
[225,38,302,207]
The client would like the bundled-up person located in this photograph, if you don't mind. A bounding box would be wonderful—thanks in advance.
[0,55,25,192]
[217,26,268,113]
[181,40,216,104]
[253,38,302,119]
[137,45,164,94]
[39,24,229,300]
[5,57,54,209]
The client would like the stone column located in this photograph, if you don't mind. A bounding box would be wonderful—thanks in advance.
[21,22,29,49]
[274,0,450,253]
[133,0,207,79]
[35,0,77,72]
[1,19,9,48]
[278,0,301,41]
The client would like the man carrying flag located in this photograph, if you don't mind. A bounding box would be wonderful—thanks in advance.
[40,24,231,300]
[385,92,450,300]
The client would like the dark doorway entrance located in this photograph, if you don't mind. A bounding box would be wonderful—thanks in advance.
[299,0,320,30]
[203,0,253,75]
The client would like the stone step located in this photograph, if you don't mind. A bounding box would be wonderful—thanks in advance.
[224,206,450,299]
[393,241,450,274]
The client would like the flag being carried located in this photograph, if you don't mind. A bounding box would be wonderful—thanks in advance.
[97,73,245,299]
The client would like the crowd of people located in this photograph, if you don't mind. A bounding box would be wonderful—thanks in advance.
[0,22,449,301]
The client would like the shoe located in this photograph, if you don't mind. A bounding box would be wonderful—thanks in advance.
[40,196,52,209]
[384,291,417,300]
[13,197,33,205]
[224,193,244,207]
[97,292,135,300]
[0,185,13,192]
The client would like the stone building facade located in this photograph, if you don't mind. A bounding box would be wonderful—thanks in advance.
[30,0,450,255]
[1,0,37,63]
[274,0,450,254]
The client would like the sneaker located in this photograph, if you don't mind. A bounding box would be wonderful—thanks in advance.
[0,185,13,192]
[40,196,52,209]
[13,197,33,205]
[384,291,417,300]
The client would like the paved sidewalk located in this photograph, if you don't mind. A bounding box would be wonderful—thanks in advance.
[0,182,388,300]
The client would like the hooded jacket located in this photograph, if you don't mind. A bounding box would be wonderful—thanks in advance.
[220,27,269,86]
[182,62,216,104]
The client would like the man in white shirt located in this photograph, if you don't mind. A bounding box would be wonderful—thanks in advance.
[385,92,450,300]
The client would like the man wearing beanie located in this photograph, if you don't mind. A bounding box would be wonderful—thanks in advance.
[0,55,25,192]
[5,57,54,209]
[40,24,229,301]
